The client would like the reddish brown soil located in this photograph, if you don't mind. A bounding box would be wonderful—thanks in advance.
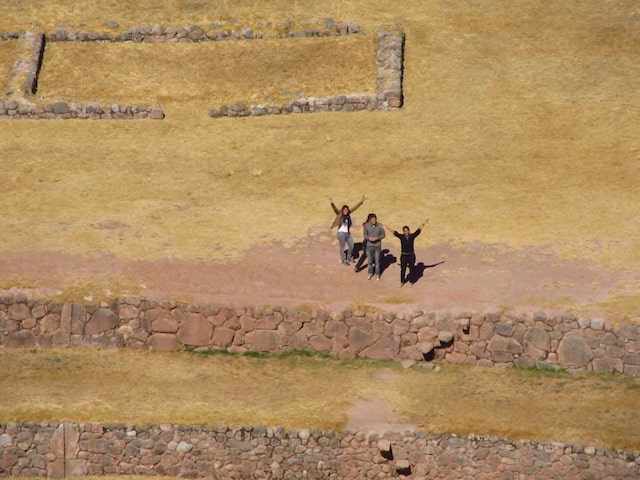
[1,234,639,320]
[2,235,639,433]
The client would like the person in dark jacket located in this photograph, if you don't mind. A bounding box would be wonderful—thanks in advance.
[390,219,429,286]
[329,195,365,265]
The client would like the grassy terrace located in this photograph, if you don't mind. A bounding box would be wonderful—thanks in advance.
[2,349,640,451]
[0,1,638,268]
[1,0,639,459]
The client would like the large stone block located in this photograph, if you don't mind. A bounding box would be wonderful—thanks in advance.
[177,314,213,347]
[5,331,35,347]
[523,327,551,352]
[324,320,348,338]
[212,327,235,348]
[65,459,87,476]
[8,303,30,321]
[487,336,523,354]
[244,329,284,352]
[147,333,180,351]
[85,308,120,335]
[592,357,623,373]
[41,314,61,334]
[348,326,376,353]
[152,317,179,333]
[360,336,399,360]
[309,334,332,352]
[557,334,593,368]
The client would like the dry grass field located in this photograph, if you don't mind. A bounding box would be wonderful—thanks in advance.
[0,1,638,264]
[2,349,639,451]
[1,0,640,459]
[1,1,639,316]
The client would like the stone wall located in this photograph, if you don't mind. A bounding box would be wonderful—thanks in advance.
[208,24,404,117]
[1,422,639,478]
[1,21,401,120]
[1,293,639,376]
[1,31,164,120]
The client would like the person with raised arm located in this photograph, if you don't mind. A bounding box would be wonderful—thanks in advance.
[389,218,429,286]
[329,195,366,265]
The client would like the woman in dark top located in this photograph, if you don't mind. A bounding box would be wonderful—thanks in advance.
[390,218,429,286]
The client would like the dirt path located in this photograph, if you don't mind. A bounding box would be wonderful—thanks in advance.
[2,234,639,320]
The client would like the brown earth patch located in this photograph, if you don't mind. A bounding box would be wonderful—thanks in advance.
[1,233,639,322]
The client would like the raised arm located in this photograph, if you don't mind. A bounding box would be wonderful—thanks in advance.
[329,197,339,214]
[350,195,366,213]
[414,218,429,237]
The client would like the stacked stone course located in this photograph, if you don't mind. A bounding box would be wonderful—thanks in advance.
[1,31,164,120]
[1,20,398,121]
[0,99,164,119]
[1,292,639,375]
[1,422,639,478]
[1,19,361,44]
[209,23,404,117]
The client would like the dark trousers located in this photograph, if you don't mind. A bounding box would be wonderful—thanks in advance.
[400,252,416,284]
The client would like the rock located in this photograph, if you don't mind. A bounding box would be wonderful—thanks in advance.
[8,303,30,321]
[147,333,180,350]
[378,439,393,459]
[395,459,411,475]
[487,336,523,354]
[176,441,193,453]
[523,327,551,351]
[5,331,36,347]
[150,104,165,119]
[51,102,69,114]
[152,317,179,333]
[438,331,454,344]
[557,334,593,368]
[360,336,398,359]
[244,329,283,352]
[495,322,514,337]
[212,326,235,347]
[348,326,376,353]
[401,359,416,369]
[0,433,12,447]
[177,314,213,346]
[85,308,120,335]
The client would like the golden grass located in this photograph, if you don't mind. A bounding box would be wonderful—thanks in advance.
[37,35,377,105]
[0,40,17,85]
[0,4,639,302]
[1,349,639,450]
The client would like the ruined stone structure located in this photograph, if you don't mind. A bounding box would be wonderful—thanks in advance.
[1,293,638,376]
[1,31,163,119]
[0,20,403,120]
[209,23,404,117]
[1,422,639,478]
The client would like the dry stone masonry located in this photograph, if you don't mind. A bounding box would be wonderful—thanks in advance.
[209,24,404,117]
[1,293,639,376]
[1,422,639,478]
[1,20,402,120]
[1,31,164,120]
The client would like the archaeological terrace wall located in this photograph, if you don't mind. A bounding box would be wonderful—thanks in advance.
[1,421,639,478]
[1,293,639,376]
[0,20,403,120]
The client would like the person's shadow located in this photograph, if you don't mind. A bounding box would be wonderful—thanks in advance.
[409,260,445,285]
[380,249,396,275]
[353,242,367,272]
